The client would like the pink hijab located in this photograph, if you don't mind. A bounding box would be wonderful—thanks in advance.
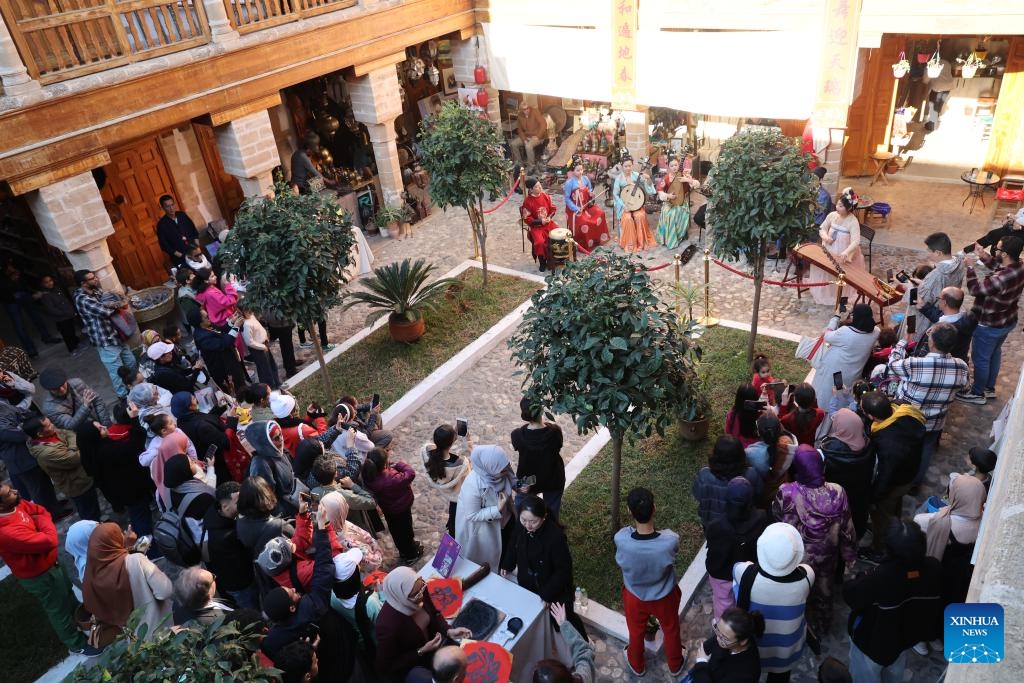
[827,408,867,452]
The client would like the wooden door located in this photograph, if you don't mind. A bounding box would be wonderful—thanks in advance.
[101,138,175,289]
[191,122,245,224]
[985,36,1024,175]
[842,35,904,177]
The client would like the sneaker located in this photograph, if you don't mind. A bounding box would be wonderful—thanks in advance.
[913,641,930,656]
[323,344,336,352]
[955,390,986,405]
[69,644,104,657]
[984,388,997,399]
[858,547,887,565]
[299,342,313,349]
[622,645,646,677]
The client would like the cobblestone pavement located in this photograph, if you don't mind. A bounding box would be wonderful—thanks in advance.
[22,176,1020,682]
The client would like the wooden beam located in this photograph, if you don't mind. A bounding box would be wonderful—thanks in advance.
[352,51,407,78]
[0,0,476,186]
[7,148,111,195]
[203,93,285,127]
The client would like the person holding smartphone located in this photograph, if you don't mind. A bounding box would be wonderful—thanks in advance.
[810,304,879,410]
[511,397,566,521]
[420,424,470,536]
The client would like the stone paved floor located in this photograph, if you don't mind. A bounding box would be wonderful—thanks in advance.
[9,176,1020,682]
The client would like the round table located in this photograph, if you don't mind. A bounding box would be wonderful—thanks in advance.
[961,170,1001,214]
[870,152,896,186]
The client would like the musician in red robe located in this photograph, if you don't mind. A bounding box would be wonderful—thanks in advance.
[522,178,558,271]
[563,155,610,251]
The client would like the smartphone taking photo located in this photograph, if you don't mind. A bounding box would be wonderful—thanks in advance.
[371,393,380,409]
[456,418,468,437]
[832,371,844,391]
[909,287,918,306]
[906,315,917,334]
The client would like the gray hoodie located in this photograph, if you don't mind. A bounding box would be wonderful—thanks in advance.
[247,420,300,515]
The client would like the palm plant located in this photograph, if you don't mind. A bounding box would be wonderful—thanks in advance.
[342,258,459,341]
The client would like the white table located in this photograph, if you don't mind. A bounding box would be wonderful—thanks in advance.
[419,556,568,682]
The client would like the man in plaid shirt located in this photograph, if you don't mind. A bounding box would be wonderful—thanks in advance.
[72,270,137,400]
[886,322,968,490]
[957,234,1024,405]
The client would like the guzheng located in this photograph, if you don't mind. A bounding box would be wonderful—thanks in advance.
[794,243,902,307]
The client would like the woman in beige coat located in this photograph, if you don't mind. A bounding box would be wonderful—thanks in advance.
[82,523,173,639]
[454,445,516,571]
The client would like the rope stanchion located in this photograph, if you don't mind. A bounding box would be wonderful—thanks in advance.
[710,258,833,288]
[483,173,522,214]
[698,248,718,327]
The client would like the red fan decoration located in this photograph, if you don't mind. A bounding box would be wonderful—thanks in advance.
[463,640,513,683]
[427,578,463,618]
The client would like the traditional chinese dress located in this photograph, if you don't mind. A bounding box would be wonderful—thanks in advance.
[563,175,610,250]
[613,171,658,252]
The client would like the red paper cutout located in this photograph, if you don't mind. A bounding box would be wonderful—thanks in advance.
[427,578,463,618]
[464,640,513,683]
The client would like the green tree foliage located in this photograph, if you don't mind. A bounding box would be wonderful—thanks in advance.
[705,129,815,362]
[508,254,697,531]
[71,614,278,683]
[418,102,511,286]
[219,183,356,397]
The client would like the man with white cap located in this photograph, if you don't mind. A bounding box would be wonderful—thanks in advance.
[148,340,203,394]
[268,390,344,458]
[38,367,110,431]
[733,522,814,682]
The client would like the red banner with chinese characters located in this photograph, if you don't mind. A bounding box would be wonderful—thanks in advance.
[611,0,637,110]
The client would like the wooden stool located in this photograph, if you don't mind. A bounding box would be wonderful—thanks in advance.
[870,152,896,186]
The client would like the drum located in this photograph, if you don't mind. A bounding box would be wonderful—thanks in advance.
[547,227,573,267]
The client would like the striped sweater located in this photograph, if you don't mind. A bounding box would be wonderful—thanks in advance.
[733,561,815,673]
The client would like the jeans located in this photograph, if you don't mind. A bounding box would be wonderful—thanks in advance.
[622,584,684,674]
[20,562,87,650]
[71,487,102,521]
[125,499,154,537]
[384,509,418,559]
[913,429,942,487]
[248,347,280,389]
[98,342,137,399]
[971,323,1015,394]
[849,641,908,683]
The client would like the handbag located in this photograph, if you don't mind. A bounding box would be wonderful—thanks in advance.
[87,614,123,649]
[109,307,139,340]
[795,334,827,368]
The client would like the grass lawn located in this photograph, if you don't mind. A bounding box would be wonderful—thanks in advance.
[292,268,541,407]
[0,575,69,682]
[561,325,806,610]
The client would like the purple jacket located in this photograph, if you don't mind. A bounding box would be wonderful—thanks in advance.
[365,460,415,515]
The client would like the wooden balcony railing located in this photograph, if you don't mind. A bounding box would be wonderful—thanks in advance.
[223,0,356,34]
[1,0,211,83]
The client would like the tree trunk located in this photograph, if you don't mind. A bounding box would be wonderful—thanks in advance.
[466,207,481,261]
[305,318,334,400]
[611,436,623,534]
[468,203,489,287]
[747,240,766,364]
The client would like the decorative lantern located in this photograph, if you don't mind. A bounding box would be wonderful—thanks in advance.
[474,37,488,84]
[476,88,489,108]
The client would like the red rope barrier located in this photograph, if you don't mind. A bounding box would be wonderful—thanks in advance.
[483,174,521,214]
[710,258,833,287]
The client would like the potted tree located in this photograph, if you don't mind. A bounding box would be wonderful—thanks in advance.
[373,205,405,238]
[341,258,459,343]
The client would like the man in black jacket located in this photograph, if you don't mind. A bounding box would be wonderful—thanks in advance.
[187,308,248,395]
[262,511,355,682]
[203,482,257,609]
[844,519,943,680]
[148,341,202,394]
[861,392,926,560]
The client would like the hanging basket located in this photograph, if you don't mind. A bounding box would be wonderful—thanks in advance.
[961,64,978,79]
[926,63,943,78]
[893,65,909,78]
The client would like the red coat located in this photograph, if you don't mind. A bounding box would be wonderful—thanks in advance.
[277,416,327,458]
[270,513,343,592]
[0,499,58,579]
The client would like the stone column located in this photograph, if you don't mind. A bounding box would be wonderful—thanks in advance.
[450,36,500,123]
[0,18,40,97]
[214,110,280,197]
[349,65,404,210]
[202,0,240,44]
[27,173,122,291]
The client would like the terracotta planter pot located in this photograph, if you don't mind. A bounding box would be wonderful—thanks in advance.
[388,314,425,343]
[678,416,710,442]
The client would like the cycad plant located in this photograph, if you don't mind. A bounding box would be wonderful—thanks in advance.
[342,258,459,340]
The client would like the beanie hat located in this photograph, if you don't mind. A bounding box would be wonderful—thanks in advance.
[756,522,805,577]
[170,391,194,419]
[146,341,175,361]
[262,586,295,622]
[257,536,293,576]
[269,391,296,419]
[39,367,68,390]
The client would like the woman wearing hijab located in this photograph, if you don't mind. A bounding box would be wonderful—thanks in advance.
[772,445,856,635]
[374,566,472,683]
[704,478,769,621]
[65,520,99,584]
[499,495,587,639]
[455,445,517,571]
[811,303,879,410]
[76,404,155,536]
[914,475,986,605]
[320,491,383,573]
[82,523,173,640]
[818,408,873,539]
[247,420,303,516]
[129,382,171,432]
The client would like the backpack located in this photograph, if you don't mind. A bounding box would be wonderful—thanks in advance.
[153,491,203,566]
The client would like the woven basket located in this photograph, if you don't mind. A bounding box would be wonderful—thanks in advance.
[131,286,175,323]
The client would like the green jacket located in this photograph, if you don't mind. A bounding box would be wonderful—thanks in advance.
[29,429,94,498]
